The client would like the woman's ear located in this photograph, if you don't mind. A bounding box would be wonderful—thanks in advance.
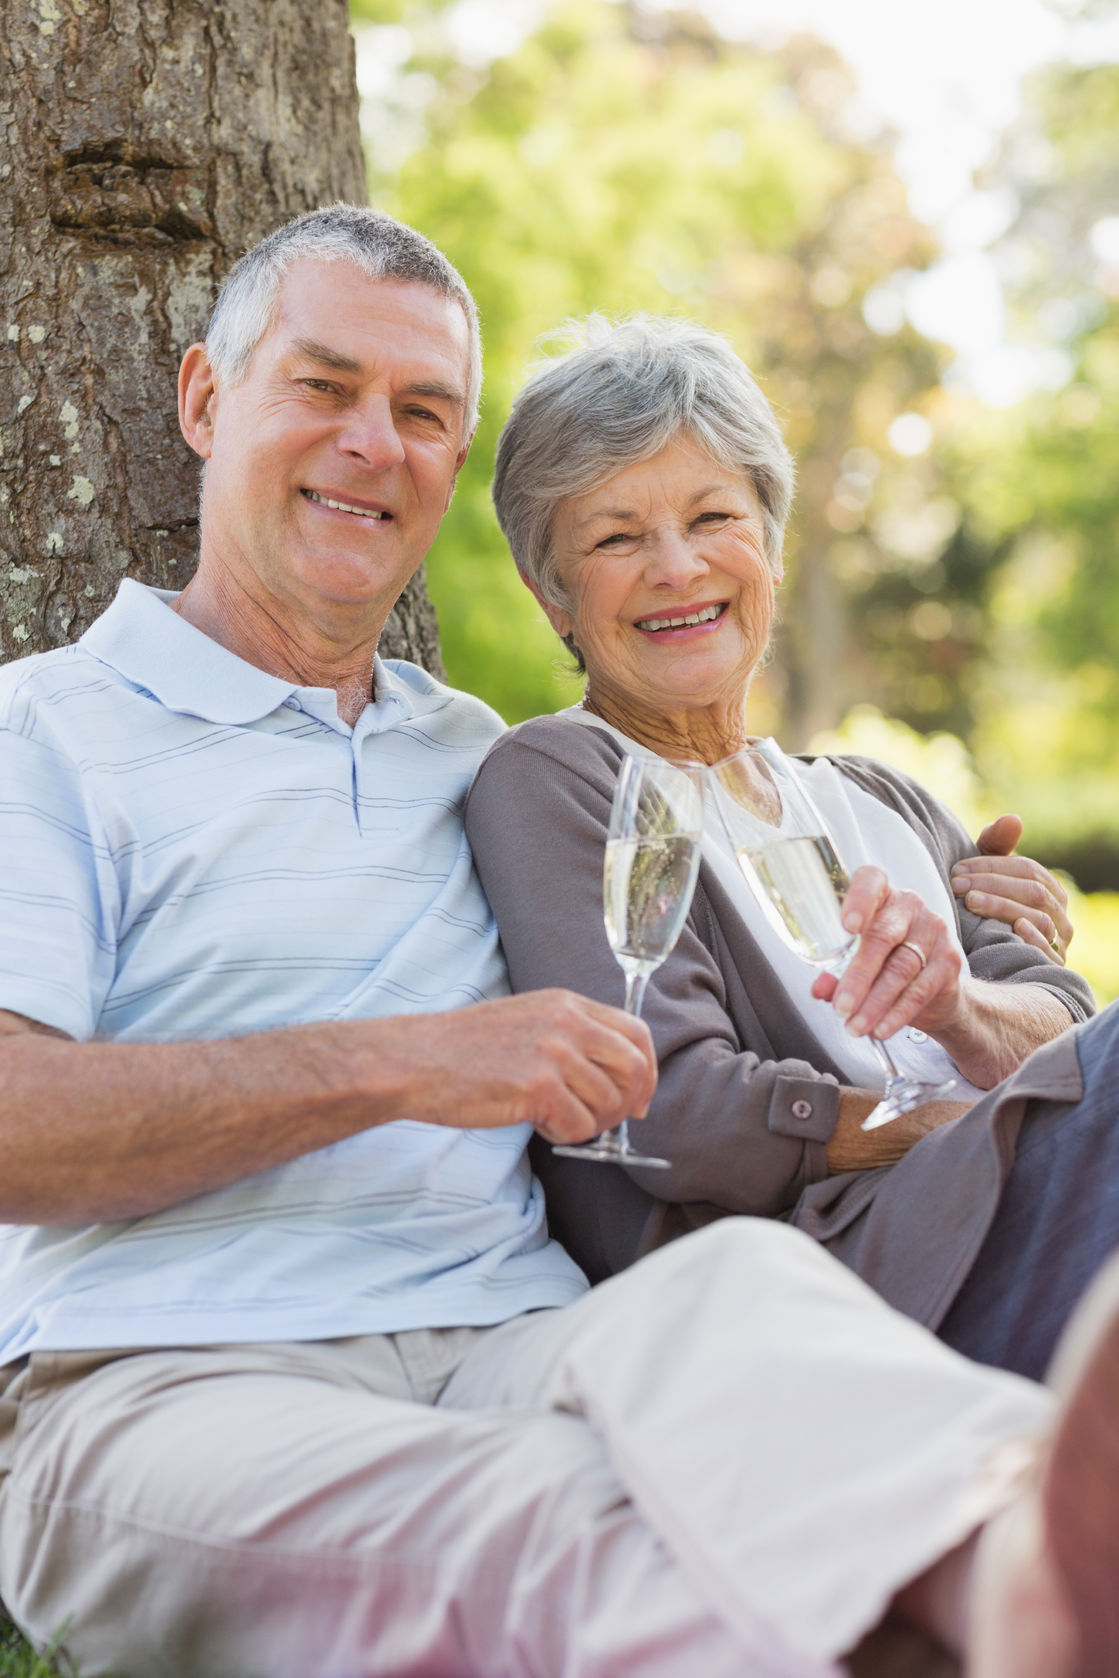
[519,573,573,642]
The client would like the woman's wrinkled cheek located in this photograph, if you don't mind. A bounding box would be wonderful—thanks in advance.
[726,532,777,651]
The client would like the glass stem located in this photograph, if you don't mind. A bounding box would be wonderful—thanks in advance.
[829,943,904,1090]
[624,970,651,1019]
[605,970,652,1151]
[868,1033,904,1086]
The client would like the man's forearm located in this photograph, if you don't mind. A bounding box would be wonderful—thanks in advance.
[0,991,656,1226]
[824,979,1071,1174]
[929,980,1075,1090]
[826,1088,973,1174]
[0,1015,402,1224]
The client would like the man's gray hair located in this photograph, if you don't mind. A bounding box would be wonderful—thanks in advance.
[492,314,794,612]
[205,204,482,429]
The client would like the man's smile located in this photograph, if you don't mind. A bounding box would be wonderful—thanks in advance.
[302,488,391,521]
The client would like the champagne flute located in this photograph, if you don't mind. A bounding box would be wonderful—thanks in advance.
[553,753,703,1168]
[707,740,956,1131]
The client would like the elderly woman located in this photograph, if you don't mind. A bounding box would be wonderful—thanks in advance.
[464,315,1101,1382]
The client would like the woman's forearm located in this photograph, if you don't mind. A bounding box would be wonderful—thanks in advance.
[930,979,1076,1090]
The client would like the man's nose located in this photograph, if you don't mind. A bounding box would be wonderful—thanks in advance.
[337,397,406,470]
[644,527,708,589]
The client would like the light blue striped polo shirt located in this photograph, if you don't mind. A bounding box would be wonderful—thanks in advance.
[0,581,587,1362]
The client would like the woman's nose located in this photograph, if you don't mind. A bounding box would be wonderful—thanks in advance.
[337,397,406,471]
[644,527,708,588]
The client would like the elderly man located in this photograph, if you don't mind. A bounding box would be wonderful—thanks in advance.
[0,206,1117,1678]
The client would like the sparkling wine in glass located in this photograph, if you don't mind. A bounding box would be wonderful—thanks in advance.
[553,753,702,1168]
[707,740,956,1131]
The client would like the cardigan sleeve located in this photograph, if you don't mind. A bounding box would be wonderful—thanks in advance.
[464,717,839,1217]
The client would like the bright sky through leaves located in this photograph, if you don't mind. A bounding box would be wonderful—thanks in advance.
[370,0,1119,402]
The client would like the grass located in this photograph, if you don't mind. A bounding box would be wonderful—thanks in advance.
[0,1611,74,1678]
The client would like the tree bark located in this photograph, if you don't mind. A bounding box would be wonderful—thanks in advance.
[0,0,444,672]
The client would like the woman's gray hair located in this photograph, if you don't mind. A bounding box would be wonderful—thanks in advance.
[205,204,482,429]
[492,314,794,612]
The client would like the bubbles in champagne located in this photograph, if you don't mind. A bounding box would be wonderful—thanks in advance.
[738,835,851,966]
[604,835,701,974]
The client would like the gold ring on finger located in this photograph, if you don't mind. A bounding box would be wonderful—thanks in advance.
[900,939,927,971]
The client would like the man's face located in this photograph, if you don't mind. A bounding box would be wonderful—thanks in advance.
[184,259,473,631]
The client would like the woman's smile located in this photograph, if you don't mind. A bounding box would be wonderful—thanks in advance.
[632,599,729,636]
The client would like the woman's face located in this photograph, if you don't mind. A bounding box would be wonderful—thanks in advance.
[547,435,778,728]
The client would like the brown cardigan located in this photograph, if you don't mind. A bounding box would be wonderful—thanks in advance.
[464,715,1095,1330]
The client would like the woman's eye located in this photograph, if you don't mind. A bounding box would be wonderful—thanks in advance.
[595,532,632,549]
[696,511,731,526]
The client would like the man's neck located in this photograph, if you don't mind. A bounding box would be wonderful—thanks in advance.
[172,569,382,728]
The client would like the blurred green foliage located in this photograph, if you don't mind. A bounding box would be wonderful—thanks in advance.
[352,0,1118,892]
[355,0,946,732]
[942,59,1119,879]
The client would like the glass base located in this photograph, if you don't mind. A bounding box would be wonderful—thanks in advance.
[861,1076,957,1132]
[552,1142,671,1168]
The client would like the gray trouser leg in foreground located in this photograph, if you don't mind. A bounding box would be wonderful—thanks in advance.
[939,1007,1119,1380]
[0,1220,1050,1678]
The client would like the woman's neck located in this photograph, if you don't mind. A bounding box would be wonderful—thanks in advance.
[581,688,752,765]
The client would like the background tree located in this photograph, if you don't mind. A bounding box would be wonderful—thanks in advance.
[0,0,441,669]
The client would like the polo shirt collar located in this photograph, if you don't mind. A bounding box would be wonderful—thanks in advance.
[81,579,413,728]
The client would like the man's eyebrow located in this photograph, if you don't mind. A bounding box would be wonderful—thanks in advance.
[290,337,363,374]
[288,341,466,410]
[404,381,468,411]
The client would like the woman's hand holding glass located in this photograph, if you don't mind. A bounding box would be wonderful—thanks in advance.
[707,741,958,1131]
[816,864,968,1045]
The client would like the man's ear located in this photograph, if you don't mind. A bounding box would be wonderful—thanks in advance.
[443,425,476,513]
[179,343,218,459]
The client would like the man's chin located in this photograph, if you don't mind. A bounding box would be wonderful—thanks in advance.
[294,547,420,611]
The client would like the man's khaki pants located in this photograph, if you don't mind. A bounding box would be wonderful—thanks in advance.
[0,1220,1050,1678]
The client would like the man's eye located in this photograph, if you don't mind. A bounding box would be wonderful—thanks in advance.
[301,379,338,394]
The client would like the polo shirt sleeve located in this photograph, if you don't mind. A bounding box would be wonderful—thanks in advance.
[0,724,117,1041]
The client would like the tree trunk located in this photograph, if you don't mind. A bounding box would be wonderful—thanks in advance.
[0,0,444,672]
